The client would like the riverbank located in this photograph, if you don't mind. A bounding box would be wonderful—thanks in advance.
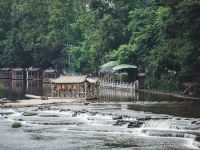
[136,89,200,100]
[0,98,79,108]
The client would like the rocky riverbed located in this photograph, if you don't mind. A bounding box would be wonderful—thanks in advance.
[0,102,200,150]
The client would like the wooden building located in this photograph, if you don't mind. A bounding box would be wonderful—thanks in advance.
[11,79,24,93]
[43,68,57,83]
[11,68,25,80]
[0,68,11,79]
[50,76,99,100]
[26,67,41,80]
[26,80,42,96]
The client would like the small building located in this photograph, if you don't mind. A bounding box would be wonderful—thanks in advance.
[26,67,41,80]
[0,68,11,79]
[11,68,25,80]
[50,76,99,100]
[11,80,25,94]
[43,68,57,83]
[26,80,42,96]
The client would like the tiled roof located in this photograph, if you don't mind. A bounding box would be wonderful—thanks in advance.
[0,68,11,71]
[50,76,98,84]
[12,68,24,71]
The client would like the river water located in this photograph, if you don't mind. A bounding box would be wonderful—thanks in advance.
[0,80,200,149]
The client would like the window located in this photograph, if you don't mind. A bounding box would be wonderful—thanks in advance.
[16,72,22,75]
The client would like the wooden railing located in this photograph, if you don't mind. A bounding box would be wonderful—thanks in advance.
[52,91,98,99]
[100,80,138,91]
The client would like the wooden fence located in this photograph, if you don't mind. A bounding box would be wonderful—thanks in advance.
[100,80,137,91]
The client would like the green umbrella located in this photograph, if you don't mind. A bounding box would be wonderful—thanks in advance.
[112,64,137,71]
[99,61,118,72]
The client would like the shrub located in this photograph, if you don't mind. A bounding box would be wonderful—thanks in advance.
[12,122,22,128]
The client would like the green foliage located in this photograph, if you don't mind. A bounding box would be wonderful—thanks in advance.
[0,0,199,87]
[110,44,137,64]
[0,0,79,69]
[12,122,22,128]
[145,74,185,92]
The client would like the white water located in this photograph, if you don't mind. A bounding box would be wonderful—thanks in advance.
[0,103,200,150]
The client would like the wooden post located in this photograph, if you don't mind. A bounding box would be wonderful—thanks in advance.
[50,82,53,97]
[85,81,87,99]
[131,82,133,91]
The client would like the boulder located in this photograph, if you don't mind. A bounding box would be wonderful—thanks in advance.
[113,120,130,126]
[22,112,38,116]
[113,115,122,120]
[127,121,143,128]
[41,96,48,100]
[39,115,59,117]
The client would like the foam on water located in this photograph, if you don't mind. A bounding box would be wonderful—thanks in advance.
[0,104,200,149]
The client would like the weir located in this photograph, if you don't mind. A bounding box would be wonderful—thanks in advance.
[1,103,200,149]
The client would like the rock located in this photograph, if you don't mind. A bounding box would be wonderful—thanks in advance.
[152,117,171,120]
[0,112,13,116]
[31,122,79,126]
[191,120,197,124]
[127,121,143,128]
[175,117,181,120]
[138,116,152,121]
[113,120,130,126]
[60,108,70,112]
[22,112,38,116]
[17,118,23,121]
[122,115,130,119]
[84,102,90,105]
[195,122,200,126]
[87,118,94,121]
[39,115,59,117]
[113,115,122,120]
[23,129,42,133]
[195,136,200,142]
[72,112,78,117]
[41,96,48,100]
[91,112,98,116]
[38,106,51,111]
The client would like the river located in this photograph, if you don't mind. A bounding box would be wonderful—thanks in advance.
[0,80,200,149]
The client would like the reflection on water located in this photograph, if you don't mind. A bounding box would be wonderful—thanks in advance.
[26,80,43,96]
[0,79,51,100]
[100,88,200,118]
[0,80,200,149]
[1,79,200,118]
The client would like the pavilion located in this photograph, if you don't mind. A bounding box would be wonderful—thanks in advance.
[50,76,99,100]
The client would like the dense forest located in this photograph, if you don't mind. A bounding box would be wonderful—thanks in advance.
[0,0,199,91]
